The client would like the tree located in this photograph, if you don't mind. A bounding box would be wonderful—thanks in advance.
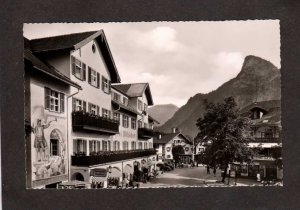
[196,97,254,182]
[172,145,185,166]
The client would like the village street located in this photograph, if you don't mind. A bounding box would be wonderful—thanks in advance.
[140,166,260,188]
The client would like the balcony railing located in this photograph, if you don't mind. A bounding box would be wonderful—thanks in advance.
[247,137,281,143]
[138,127,154,140]
[71,149,157,166]
[72,111,119,135]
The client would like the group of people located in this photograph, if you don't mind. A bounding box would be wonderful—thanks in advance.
[206,165,217,176]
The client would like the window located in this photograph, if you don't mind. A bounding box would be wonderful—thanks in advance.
[102,108,111,118]
[113,141,120,151]
[167,155,171,158]
[89,140,101,154]
[138,120,143,128]
[185,147,189,152]
[73,139,87,155]
[143,103,147,112]
[72,98,86,112]
[102,141,108,151]
[138,100,143,111]
[131,141,136,150]
[149,143,153,148]
[50,139,59,156]
[123,97,128,106]
[113,112,120,123]
[131,118,136,129]
[88,103,99,115]
[144,142,148,149]
[122,115,129,128]
[102,76,111,94]
[166,147,171,152]
[92,44,96,53]
[108,141,111,151]
[71,56,86,81]
[138,142,143,149]
[123,141,128,150]
[88,67,100,88]
[113,91,121,102]
[45,87,65,113]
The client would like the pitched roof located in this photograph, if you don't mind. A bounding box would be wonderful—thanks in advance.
[112,83,154,105]
[29,30,121,83]
[153,132,192,145]
[29,31,99,52]
[24,38,82,90]
[148,115,160,124]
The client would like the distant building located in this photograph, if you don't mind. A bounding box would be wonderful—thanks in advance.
[153,128,193,163]
[25,30,157,189]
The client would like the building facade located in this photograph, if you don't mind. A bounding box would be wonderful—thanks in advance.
[25,30,157,189]
[238,100,282,179]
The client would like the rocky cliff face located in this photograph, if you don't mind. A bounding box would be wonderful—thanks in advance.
[148,104,179,126]
[156,55,281,137]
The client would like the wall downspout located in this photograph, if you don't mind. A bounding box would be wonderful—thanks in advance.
[67,88,80,181]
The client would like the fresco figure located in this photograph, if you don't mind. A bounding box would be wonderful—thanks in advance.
[32,118,57,162]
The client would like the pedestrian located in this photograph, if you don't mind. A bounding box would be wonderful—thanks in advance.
[213,167,216,177]
[206,165,210,174]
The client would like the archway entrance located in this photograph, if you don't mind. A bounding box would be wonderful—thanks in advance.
[71,172,85,181]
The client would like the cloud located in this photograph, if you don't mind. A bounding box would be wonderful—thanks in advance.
[137,26,184,53]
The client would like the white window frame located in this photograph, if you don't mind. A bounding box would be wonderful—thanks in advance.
[123,115,129,128]
[90,68,97,87]
[131,118,136,129]
[49,90,60,112]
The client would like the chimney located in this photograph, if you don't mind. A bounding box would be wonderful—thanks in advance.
[172,127,177,133]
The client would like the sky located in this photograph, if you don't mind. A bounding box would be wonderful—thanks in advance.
[23,21,280,107]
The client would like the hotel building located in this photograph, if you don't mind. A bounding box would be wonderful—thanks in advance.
[25,30,157,188]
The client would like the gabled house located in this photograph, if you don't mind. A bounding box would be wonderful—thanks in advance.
[153,128,193,163]
[24,37,82,189]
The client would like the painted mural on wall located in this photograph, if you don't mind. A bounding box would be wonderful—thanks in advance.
[31,105,68,181]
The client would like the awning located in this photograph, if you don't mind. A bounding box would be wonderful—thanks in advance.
[108,167,122,178]
[123,165,133,174]
[91,176,107,183]
[248,143,281,148]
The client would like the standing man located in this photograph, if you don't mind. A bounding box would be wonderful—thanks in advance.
[206,165,210,174]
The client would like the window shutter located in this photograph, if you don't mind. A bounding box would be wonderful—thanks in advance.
[97,73,100,88]
[89,141,92,153]
[108,80,111,93]
[72,98,76,111]
[44,87,50,110]
[101,76,105,91]
[60,93,65,113]
[82,63,86,81]
[97,105,100,115]
[83,140,87,153]
[88,103,92,113]
[97,141,100,151]
[71,56,75,75]
[83,101,87,112]
[88,67,91,84]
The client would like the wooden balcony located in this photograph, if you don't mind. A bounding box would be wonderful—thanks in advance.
[72,111,119,135]
[138,127,154,140]
[71,149,157,167]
